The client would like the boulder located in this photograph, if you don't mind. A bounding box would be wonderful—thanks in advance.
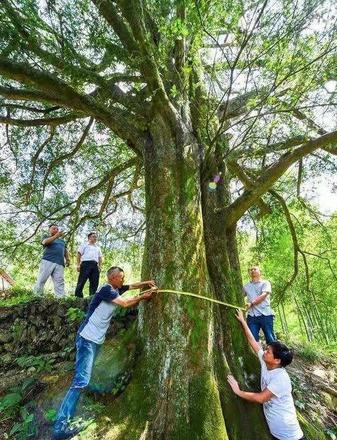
[90,323,137,393]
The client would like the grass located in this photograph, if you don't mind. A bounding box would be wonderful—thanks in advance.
[0,287,34,306]
[296,342,322,363]
[0,286,88,307]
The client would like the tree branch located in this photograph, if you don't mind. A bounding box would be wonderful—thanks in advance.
[91,0,139,54]
[227,160,272,217]
[227,135,309,160]
[114,0,181,131]
[0,85,73,109]
[65,157,139,220]
[41,117,94,194]
[218,87,268,121]
[0,58,148,149]
[0,156,140,253]
[68,174,116,233]
[269,190,299,303]
[2,0,108,87]
[224,129,337,227]
[0,113,81,127]
[296,159,303,197]
[0,103,59,114]
[0,56,96,113]
[127,161,144,212]
[26,128,55,203]
[291,108,327,136]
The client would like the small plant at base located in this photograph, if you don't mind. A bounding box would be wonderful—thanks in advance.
[44,408,57,423]
[0,379,38,438]
[11,322,25,341]
[0,380,35,419]
[291,376,307,410]
[82,396,105,414]
[89,371,131,395]
[9,407,36,440]
[297,343,321,363]
[325,427,337,440]
[67,307,85,323]
[0,392,22,418]
[16,355,54,373]
[1,287,33,306]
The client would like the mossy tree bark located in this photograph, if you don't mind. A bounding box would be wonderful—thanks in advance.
[113,113,272,439]
[138,115,227,439]
[200,145,271,440]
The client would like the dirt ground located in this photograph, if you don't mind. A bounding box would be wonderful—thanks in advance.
[1,343,336,439]
[288,350,337,437]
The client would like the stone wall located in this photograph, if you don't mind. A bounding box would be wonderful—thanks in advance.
[0,297,137,372]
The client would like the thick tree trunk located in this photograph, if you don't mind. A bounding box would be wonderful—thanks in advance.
[200,146,272,440]
[137,117,227,439]
[102,122,271,439]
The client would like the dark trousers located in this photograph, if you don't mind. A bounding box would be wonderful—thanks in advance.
[75,261,99,298]
[247,314,276,344]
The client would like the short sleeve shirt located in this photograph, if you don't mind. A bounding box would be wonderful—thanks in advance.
[79,284,129,344]
[78,243,102,263]
[258,350,303,440]
[41,235,66,266]
[243,280,273,316]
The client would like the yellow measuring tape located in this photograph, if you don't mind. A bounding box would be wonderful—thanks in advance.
[142,288,245,311]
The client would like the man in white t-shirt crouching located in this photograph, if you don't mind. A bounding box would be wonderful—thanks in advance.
[227,310,305,440]
[75,232,102,298]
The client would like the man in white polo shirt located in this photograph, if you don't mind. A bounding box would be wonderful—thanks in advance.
[227,310,305,440]
[243,266,276,344]
[75,232,102,298]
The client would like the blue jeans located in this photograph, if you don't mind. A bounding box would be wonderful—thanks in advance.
[54,335,101,434]
[247,314,276,344]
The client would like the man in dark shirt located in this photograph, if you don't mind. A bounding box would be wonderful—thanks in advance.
[34,224,70,297]
[53,266,156,439]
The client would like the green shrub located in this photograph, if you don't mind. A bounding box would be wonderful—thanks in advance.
[67,307,85,323]
[16,355,54,373]
[296,343,321,363]
[9,407,36,440]
[44,408,57,423]
[0,392,22,417]
[1,286,34,306]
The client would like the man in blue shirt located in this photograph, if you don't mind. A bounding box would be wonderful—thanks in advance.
[53,266,156,440]
[34,224,70,297]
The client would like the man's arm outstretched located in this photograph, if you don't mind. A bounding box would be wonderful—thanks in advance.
[227,375,274,403]
[113,289,156,308]
[227,310,274,404]
[128,280,156,290]
[235,309,261,354]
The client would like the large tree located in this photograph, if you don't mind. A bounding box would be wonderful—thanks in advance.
[0,1,337,438]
